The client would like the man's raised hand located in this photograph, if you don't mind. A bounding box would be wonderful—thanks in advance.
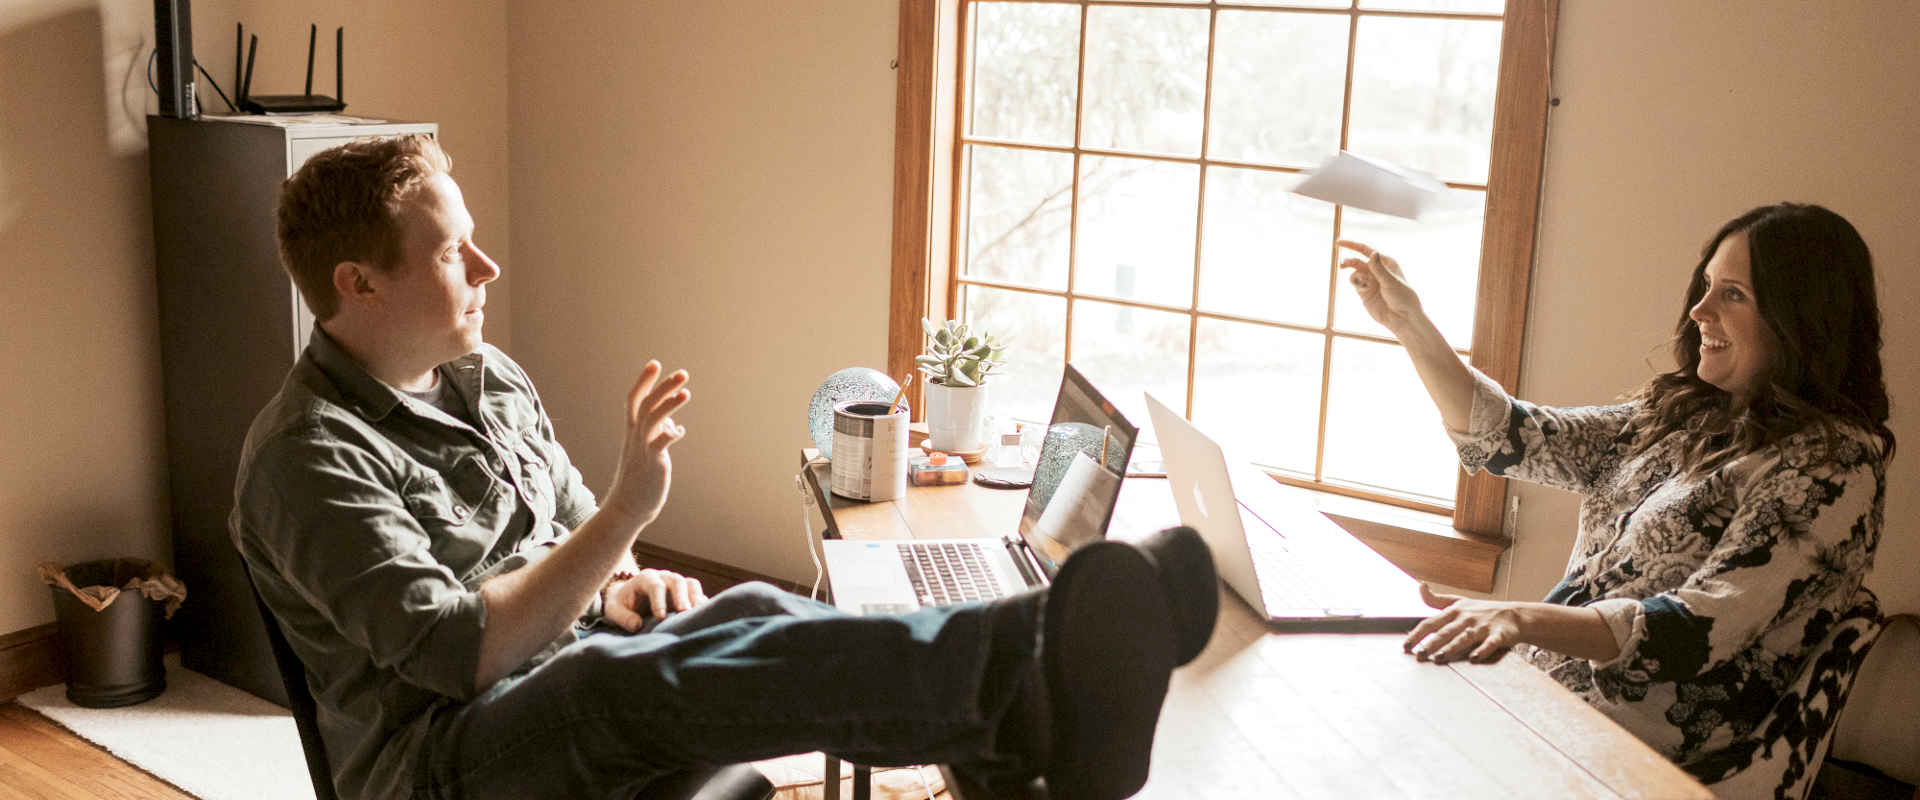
[604,361,691,527]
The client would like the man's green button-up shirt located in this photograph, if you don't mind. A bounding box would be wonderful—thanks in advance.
[230,328,599,800]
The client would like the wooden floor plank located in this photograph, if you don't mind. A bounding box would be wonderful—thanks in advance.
[0,750,110,800]
[0,704,195,800]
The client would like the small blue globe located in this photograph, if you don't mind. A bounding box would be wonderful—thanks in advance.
[808,367,903,458]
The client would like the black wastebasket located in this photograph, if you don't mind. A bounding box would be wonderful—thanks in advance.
[46,559,171,708]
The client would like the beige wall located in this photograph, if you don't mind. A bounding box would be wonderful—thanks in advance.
[0,0,507,634]
[1508,0,1920,622]
[8,0,1912,757]
[506,1,898,582]
[504,1,1920,610]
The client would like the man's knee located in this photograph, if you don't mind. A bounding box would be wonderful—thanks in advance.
[708,581,800,617]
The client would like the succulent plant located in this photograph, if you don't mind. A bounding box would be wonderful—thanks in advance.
[916,318,1007,387]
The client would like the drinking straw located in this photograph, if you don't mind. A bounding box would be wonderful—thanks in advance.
[889,374,913,414]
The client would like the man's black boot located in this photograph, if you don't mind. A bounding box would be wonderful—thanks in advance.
[1135,526,1219,665]
[1041,540,1175,800]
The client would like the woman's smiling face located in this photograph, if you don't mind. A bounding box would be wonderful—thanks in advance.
[1687,231,1776,406]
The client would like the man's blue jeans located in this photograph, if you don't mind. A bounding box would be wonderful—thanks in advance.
[412,582,1038,799]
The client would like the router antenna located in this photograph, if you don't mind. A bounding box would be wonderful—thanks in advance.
[335,27,344,104]
[303,23,316,96]
[234,23,242,102]
[241,34,258,103]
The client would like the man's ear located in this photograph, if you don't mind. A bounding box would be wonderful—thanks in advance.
[332,261,377,305]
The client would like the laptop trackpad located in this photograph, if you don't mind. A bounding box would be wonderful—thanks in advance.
[828,542,920,614]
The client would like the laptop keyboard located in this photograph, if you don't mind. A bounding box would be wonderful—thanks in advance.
[1242,508,1362,611]
[899,542,1006,606]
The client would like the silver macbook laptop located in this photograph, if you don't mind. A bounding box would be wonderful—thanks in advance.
[822,365,1137,615]
[1144,393,1431,632]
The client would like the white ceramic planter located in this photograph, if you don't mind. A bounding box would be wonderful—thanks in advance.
[924,381,988,452]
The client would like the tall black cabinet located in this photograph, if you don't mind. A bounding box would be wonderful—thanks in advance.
[147,115,436,704]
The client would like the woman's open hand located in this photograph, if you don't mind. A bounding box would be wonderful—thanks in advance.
[1403,584,1522,664]
[1337,240,1424,335]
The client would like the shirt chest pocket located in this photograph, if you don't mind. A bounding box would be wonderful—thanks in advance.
[514,429,559,521]
[403,454,508,533]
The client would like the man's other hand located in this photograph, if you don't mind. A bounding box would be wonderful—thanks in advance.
[602,568,709,631]
[604,361,691,527]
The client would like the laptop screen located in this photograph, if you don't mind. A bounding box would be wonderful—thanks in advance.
[1016,364,1139,580]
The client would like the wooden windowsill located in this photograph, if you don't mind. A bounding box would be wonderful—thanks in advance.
[1273,480,1508,594]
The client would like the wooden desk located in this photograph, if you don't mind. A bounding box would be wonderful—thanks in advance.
[800,453,1711,799]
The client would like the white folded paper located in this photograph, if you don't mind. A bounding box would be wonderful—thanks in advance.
[1031,451,1121,553]
[1291,150,1447,220]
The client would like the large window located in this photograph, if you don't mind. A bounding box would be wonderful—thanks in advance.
[893,0,1554,537]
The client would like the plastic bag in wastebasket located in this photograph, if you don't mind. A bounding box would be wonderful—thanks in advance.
[37,559,186,618]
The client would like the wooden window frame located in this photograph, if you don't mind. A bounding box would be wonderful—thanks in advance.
[888,0,1558,591]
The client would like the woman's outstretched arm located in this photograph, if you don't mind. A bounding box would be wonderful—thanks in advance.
[1336,239,1474,432]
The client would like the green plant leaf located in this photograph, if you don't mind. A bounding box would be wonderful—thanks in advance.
[934,328,953,348]
[914,355,943,367]
[921,317,938,338]
[949,369,976,387]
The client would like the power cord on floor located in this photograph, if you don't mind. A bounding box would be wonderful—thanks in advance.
[913,764,938,799]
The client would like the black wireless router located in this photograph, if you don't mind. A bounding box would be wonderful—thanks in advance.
[237,23,346,114]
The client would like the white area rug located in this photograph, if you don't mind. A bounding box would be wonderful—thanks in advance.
[17,654,944,799]
[16,653,313,799]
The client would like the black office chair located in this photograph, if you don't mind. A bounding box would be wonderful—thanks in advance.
[243,571,773,800]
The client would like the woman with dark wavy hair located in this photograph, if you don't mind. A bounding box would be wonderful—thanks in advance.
[1338,203,1891,792]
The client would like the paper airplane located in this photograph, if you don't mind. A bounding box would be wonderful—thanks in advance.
[1290,150,1448,220]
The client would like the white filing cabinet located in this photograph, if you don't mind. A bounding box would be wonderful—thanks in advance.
[147,115,435,705]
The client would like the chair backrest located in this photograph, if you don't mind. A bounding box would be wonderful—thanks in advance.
[1708,589,1886,800]
[243,568,340,800]
[1826,612,1920,788]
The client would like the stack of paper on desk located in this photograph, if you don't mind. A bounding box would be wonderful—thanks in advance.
[1291,150,1448,220]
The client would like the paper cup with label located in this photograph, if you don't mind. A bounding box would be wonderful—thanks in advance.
[829,401,909,502]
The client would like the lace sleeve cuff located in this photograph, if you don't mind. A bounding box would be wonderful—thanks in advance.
[1447,366,1515,474]
[1585,597,1645,671]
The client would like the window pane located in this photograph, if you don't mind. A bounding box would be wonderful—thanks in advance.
[1192,320,1324,475]
[1233,0,1348,7]
[1207,10,1349,167]
[1081,6,1209,156]
[1323,338,1457,502]
[965,145,1074,290]
[1360,0,1505,13]
[1332,189,1485,348]
[969,2,1079,146]
[1069,299,1189,433]
[1348,16,1502,184]
[1076,155,1199,306]
[1198,166,1337,328]
[964,285,1067,426]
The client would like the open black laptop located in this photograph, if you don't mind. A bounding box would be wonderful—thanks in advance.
[821,364,1137,614]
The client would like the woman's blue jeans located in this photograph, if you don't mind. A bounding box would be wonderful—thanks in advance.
[412,582,1039,799]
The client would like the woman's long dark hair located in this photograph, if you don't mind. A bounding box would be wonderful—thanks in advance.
[1626,203,1894,474]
